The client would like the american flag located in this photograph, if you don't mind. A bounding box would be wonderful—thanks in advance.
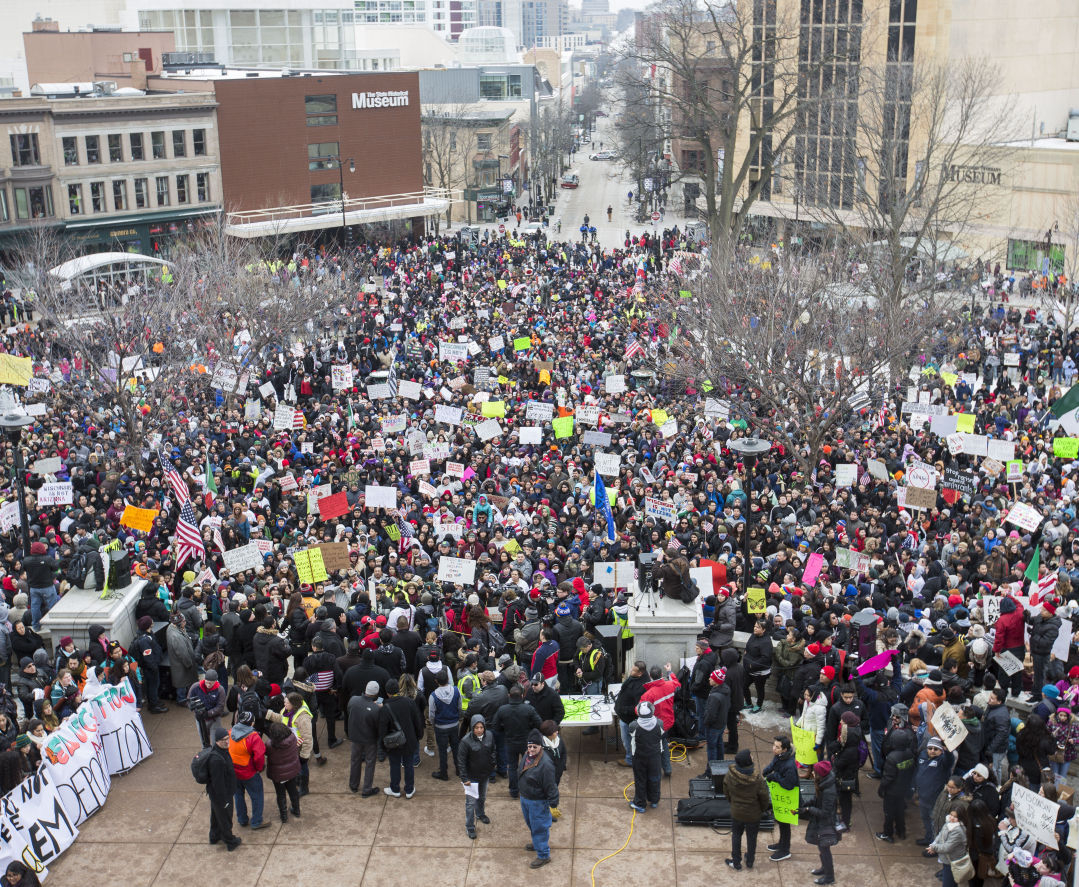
[292,407,304,430]
[174,499,206,569]
[875,407,888,429]
[159,450,189,504]
[624,339,645,361]
[388,347,399,399]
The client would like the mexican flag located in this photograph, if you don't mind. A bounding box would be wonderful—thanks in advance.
[204,453,217,509]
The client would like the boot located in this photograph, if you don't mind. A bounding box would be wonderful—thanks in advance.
[279,807,288,824]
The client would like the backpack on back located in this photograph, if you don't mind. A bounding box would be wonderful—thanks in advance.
[191,747,214,784]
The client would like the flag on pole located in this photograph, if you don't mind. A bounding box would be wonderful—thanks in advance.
[174,499,206,569]
[204,452,217,510]
[348,399,357,428]
[594,472,616,544]
[1024,546,1041,583]
[1051,383,1079,418]
[159,450,189,504]
[624,339,644,361]
[388,347,399,400]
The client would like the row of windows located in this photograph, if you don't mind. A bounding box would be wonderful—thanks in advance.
[0,186,53,222]
[65,173,212,215]
[8,131,208,169]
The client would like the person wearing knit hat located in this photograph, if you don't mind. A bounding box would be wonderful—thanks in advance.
[627,701,663,813]
[346,678,382,796]
[699,667,731,773]
[133,613,167,713]
[518,726,557,868]
[1029,601,1063,705]
[24,539,58,631]
[803,760,839,884]
[723,747,770,871]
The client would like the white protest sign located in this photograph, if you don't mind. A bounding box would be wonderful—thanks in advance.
[982,595,1000,626]
[582,430,612,447]
[1,769,80,866]
[835,464,857,488]
[605,374,626,394]
[28,378,49,396]
[364,485,397,510]
[526,401,554,422]
[1011,783,1059,848]
[436,521,463,540]
[946,433,965,455]
[367,383,391,400]
[867,459,889,481]
[615,561,636,589]
[519,426,543,445]
[645,497,676,523]
[1,502,22,533]
[659,419,678,439]
[331,364,354,390]
[244,399,262,420]
[1005,502,1043,533]
[994,650,1024,676]
[258,381,276,400]
[0,811,49,881]
[446,462,465,478]
[437,556,477,585]
[929,701,968,752]
[576,404,600,426]
[24,404,46,417]
[489,335,505,352]
[961,434,989,457]
[474,419,502,441]
[930,413,959,437]
[37,482,73,506]
[273,404,295,431]
[88,679,153,775]
[418,481,437,498]
[595,452,621,477]
[987,439,1016,462]
[221,541,263,574]
[435,405,463,426]
[31,458,62,476]
[704,399,730,420]
[409,458,431,476]
[593,562,616,588]
[1004,353,1020,367]
[210,362,239,392]
[279,474,297,492]
[381,414,407,435]
[1053,617,1073,662]
[439,342,469,362]
[398,380,422,401]
[42,706,112,826]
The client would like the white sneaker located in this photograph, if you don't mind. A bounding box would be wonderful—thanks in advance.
[423,746,435,757]
[384,787,401,797]
[405,789,415,799]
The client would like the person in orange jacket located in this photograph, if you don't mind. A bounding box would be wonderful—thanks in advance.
[229,710,268,829]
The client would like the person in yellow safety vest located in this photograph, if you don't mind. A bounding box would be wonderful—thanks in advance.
[575,636,608,735]
[611,602,634,641]
[457,654,481,714]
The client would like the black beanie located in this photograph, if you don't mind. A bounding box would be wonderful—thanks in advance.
[527,728,543,746]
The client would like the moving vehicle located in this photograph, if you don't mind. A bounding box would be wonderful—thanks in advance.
[560,173,580,189]
[589,151,615,161]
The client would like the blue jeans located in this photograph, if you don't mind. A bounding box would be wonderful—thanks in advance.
[388,749,414,794]
[694,697,707,739]
[706,727,724,763]
[491,729,508,775]
[661,734,671,775]
[919,798,935,842]
[1051,759,1070,783]
[620,721,633,764]
[29,585,58,631]
[871,727,886,776]
[520,797,552,859]
[465,776,489,828]
[235,773,264,826]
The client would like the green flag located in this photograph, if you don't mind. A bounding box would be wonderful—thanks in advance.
[1024,546,1040,582]
[204,453,217,507]
[1051,383,1079,418]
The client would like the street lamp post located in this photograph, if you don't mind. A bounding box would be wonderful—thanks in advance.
[0,392,35,558]
[329,154,355,243]
[727,435,771,598]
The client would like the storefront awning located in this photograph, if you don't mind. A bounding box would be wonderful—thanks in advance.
[224,189,456,239]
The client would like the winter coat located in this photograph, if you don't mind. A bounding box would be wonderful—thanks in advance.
[797,693,829,746]
[880,736,916,799]
[525,684,565,724]
[955,716,984,774]
[252,627,290,684]
[458,715,497,782]
[492,698,542,747]
[189,679,226,723]
[915,748,956,804]
[690,648,718,698]
[703,683,731,730]
[517,749,558,804]
[346,695,381,745]
[379,693,424,752]
[638,675,680,731]
[265,731,301,783]
[1029,614,1062,658]
[993,600,1025,652]
[720,648,745,711]
[542,733,567,783]
[614,673,648,724]
[930,821,969,865]
[983,702,1012,754]
[801,772,839,847]
[743,633,774,675]
[831,725,863,789]
[228,724,266,780]
[708,595,737,648]
[724,763,772,823]
[206,744,238,806]
[166,622,198,689]
[762,748,799,791]
[267,704,313,760]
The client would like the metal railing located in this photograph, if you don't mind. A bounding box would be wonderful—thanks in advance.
[225,187,458,227]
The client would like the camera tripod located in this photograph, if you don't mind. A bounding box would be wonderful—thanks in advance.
[631,553,660,616]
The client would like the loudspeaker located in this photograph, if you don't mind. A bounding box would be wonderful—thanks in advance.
[708,759,731,794]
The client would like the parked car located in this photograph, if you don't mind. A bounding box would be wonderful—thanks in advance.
[589,151,615,161]
[560,173,580,188]
[595,110,609,117]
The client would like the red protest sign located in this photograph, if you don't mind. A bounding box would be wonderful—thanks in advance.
[317,491,350,521]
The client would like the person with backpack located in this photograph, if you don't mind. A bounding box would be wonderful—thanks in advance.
[627,700,664,813]
[194,725,241,851]
[132,616,168,714]
[189,670,226,748]
[229,710,268,829]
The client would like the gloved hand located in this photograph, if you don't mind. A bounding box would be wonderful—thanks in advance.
[549,805,562,820]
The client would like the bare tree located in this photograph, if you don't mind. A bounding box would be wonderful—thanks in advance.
[653,245,942,475]
[422,105,482,227]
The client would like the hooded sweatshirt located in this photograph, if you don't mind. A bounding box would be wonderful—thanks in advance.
[429,682,461,729]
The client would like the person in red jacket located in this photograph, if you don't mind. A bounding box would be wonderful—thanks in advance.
[992,595,1026,698]
[229,711,268,829]
[639,662,681,776]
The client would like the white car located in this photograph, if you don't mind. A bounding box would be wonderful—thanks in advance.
[589,151,615,161]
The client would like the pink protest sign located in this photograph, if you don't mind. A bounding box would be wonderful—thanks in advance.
[857,649,898,676]
[802,552,824,586]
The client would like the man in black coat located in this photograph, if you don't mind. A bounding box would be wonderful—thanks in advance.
[492,684,542,798]
[525,673,565,724]
[615,660,648,767]
[347,680,382,796]
[132,614,168,713]
[304,637,344,748]
[379,678,424,798]
[342,649,392,705]
[690,637,718,741]
[458,713,496,839]
[206,725,241,851]
[469,672,510,779]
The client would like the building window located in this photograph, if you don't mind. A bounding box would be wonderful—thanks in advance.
[476,133,492,150]
[193,128,207,156]
[176,174,189,204]
[151,131,166,159]
[155,175,170,206]
[172,130,186,158]
[308,142,340,170]
[13,186,54,219]
[108,134,123,162]
[130,133,144,160]
[10,134,41,166]
[67,184,82,215]
[112,180,127,211]
[90,182,105,213]
[0,189,7,222]
[310,182,341,209]
[134,178,148,208]
[62,137,79,166]
[85,135,101,164]
[197,172,210,202]
[305,94,338,126]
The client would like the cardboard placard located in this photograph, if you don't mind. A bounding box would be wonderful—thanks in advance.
[119,504,157,532]
[317,491,349,521]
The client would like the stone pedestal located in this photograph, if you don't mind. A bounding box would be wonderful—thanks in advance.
[40,579,147,652]
[627,593,705,671]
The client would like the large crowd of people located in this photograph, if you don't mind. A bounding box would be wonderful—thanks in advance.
[0,222,1075,886]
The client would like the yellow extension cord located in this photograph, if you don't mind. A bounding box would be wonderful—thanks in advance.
[589,743,690,886]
